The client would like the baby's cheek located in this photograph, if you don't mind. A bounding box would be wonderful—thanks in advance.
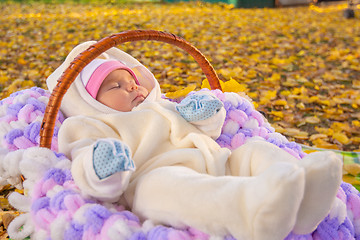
[132,67,154,92]
[140,87,149,97]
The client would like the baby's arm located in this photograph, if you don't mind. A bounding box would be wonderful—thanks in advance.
[176,91,226,139]
[59,117,135,202]
[92,138,135,188]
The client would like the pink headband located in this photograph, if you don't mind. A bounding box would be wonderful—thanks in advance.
[81,59,139,98]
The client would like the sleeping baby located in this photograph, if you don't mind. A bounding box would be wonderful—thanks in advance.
[46,41,342,240]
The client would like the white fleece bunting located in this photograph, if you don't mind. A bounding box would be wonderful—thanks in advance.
[44,41,343,240]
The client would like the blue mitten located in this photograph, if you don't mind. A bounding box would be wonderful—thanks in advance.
[93,140,135,180]
[176,93,224,122]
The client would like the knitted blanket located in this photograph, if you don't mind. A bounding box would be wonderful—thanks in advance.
[0,87,359,240]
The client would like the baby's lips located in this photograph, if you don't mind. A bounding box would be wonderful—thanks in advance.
[133,94,145,105]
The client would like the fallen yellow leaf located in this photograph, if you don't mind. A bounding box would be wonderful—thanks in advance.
[294,132,309,140]
[274,99,287,106]
[305,116,321,124]
[165,84,196,99]
[343,164,360,176]
[269,111,284,119]
[312,138,339,150]
[343,175,360,185]
[333,132,351,145]
[309,134,328,141]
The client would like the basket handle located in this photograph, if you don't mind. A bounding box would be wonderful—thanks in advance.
[40,29,222,149]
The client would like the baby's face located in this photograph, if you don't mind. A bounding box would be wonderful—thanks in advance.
[96,69,149,112]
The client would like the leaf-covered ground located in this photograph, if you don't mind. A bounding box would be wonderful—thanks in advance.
[0,1,359,153]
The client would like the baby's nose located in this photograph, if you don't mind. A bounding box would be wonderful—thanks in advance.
[129,82,138,91]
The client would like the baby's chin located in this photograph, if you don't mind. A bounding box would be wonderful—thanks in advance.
[132,99,145,109]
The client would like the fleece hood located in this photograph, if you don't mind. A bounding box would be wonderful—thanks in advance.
[46,41,162,118]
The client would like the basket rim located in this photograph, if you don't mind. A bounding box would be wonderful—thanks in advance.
[40,29,222,149]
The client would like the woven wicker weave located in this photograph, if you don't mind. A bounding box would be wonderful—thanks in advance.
[40,30,222,149]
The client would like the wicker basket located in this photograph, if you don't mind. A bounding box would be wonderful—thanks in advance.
[40,30,222,149]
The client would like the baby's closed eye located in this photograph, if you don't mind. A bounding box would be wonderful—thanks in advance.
[109,82,121,90]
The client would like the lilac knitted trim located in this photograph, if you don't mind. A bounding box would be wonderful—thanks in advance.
[0,87,64,152]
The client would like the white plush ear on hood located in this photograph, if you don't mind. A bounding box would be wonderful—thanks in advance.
[46,41,161,118]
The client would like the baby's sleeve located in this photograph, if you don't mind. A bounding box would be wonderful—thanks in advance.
[58,116,134,203]
[176,92,226,139]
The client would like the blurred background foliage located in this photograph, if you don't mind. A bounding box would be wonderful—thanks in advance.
[0,0,359,152]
